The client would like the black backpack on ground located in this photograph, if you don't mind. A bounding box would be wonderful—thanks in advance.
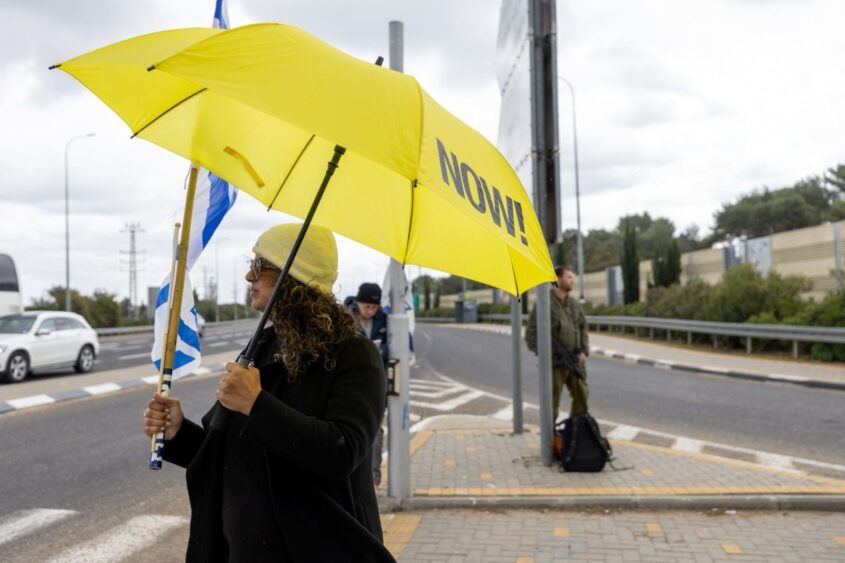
[556,414,612,472]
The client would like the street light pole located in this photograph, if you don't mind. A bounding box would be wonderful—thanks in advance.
[558,77,585,302]
[64,133,95,311]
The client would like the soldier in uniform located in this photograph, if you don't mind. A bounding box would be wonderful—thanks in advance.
[525,265,589,425]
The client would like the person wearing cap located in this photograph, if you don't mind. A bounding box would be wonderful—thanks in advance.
[353,282,389,365]
[142,223,394,562]
[350,282,389,486]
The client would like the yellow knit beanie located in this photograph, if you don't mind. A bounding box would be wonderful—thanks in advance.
[252,223,337,294]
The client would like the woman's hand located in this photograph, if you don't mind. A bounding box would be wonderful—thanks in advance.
[143,392,184,440]
[218,362,262,415]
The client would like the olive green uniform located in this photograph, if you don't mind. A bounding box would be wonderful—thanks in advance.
[525,289,589,423]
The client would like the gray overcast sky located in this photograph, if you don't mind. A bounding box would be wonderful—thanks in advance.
[2,0,844,309]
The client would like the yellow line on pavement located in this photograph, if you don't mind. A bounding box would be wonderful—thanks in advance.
[380,513,422,558]
[832,535,845,545]
[378,431,433,492]
[413,484,845,496]
[613,439,845,488]
[553,527,569,538]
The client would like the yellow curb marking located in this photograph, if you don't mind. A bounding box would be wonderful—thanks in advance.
[380,513,422,558]
[480,472,493,481]
[516,557,534,563]
[833,535,845,545]
[645,523,662,535]
[641,468,654,477]
[554,527,569,538]
[410,431,433,455]
[444,458,457,467]
[466,446,478,453]
[721,543,744,555]
[614,439,845,489]
[413,484,845,496]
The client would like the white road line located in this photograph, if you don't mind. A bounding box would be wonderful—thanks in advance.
[141,375,159,384]
[117,352,150,361]
[410,380,455,389]
[410,386,467,399]
[767,373,810,382]
[48,515,187,563]
[83,383,122,395]
[755,452,796,471]
[206,341,230,348]
[491,404,514,421]
[672,437,705,453]
[410,389,486,411]
[0,509,77,548]
[606,424,640,441]
[7,395,55,409]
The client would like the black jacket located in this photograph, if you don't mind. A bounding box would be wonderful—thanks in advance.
[162,329,394,562]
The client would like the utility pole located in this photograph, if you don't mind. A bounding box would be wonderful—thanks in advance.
[120,223,145,318]
[386,19,412,500]
[529,0,562,466]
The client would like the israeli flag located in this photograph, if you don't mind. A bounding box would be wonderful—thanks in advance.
[151,172,237,376]
[150,1,234,377]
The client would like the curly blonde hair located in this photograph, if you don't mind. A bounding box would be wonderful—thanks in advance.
[268,274,360,378]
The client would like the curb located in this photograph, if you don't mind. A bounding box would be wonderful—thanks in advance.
[0,363,226,416]
[379,494,845,513]
[591,348,845,392]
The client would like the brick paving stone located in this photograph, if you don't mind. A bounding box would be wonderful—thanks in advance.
[392,510,845,562]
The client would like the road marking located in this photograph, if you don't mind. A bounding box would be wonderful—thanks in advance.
[0,509,76,548]
[410,389,486,411]
[755,452,795,471]
[672,437,705,453]
[607,424,640,441]
[117,352,150,360]
[381,513,421,558]
[7,395,55,409]
[491,404,514,421]
[47,514,187,563]
[410,384,468,399]
[82,383,121,395]
[206,341,230,348]
[141,375,159,384]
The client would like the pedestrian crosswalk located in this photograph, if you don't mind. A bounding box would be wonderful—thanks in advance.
[0,509,188,562]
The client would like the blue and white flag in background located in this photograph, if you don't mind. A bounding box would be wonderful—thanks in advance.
[151,1,235,377]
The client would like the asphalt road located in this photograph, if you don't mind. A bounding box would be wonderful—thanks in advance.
[413,324,845,466]
[1,321,843,559]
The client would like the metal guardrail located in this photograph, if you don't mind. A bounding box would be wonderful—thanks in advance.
[96,319,255,337]
[422,313,845,358]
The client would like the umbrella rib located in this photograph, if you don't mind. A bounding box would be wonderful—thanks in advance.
[402,80,427,265]
[130,88,207,139]
[266,134,316,210]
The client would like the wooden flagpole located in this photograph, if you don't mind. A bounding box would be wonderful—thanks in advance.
[150,164,199,469]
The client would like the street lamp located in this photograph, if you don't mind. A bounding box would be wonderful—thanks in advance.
[558,77,585,302]
[65,133,95,311]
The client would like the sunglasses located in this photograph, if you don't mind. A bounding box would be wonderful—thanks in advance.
[248,257,280,279]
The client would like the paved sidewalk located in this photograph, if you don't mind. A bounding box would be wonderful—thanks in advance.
[378,415,845,561]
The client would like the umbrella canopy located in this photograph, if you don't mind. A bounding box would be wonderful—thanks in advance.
[55,23,554,295]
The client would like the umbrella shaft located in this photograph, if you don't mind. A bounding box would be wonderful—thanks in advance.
[210,145,347,431]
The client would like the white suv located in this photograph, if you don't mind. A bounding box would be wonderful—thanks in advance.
[0,311,100,383]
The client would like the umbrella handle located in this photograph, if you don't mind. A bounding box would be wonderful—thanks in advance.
[209,145,347,432]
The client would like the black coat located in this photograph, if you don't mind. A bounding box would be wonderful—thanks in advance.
[162,329,394,562]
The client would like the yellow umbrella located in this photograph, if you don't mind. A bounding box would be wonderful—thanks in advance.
[53,23,554,295]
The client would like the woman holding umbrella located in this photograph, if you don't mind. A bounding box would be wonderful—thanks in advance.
[142,223,393,562]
